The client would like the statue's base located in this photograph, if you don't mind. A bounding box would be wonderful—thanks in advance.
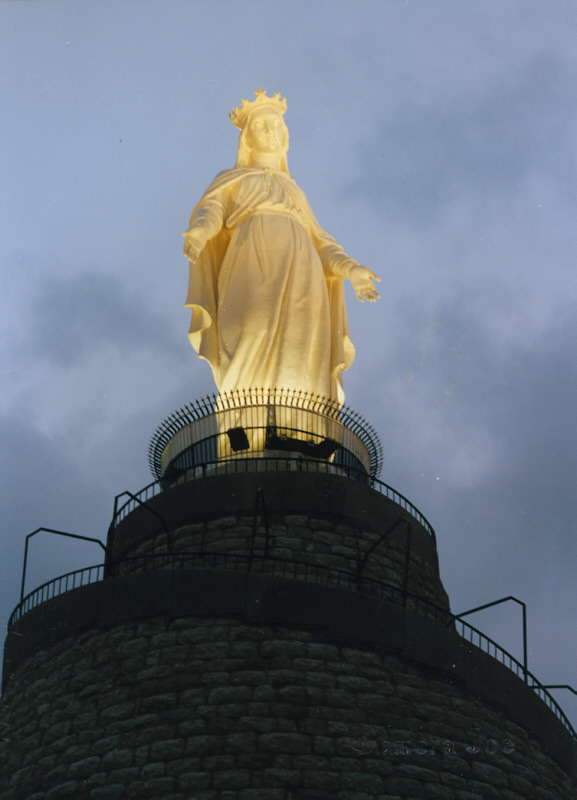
[148,389,382,487]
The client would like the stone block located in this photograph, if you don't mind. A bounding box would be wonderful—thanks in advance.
[100,748,135,771]
[386,777,428,797]
[336,674,374,692]
[275,718,298,733]
[237,716,277,733]
[229,640,260,658]
[134,744,150,766]
[134,722,178,745]
[261,639,307,658]
[140,693,178,713]
[336,794,376,800]
[166,756,202,776]
[116,639,148,660]
[325,688,356,708]
[177,793,217,800]
[108,767,141,783]
[302,769,341,791]
[395,764,439,783]
[291,789,335,799]
[207,516,238,529]
[277,685,310,704]
[186,735,222,755]
[228,625,268,642]
[199,671,230,686]
[302,671,336,688]
[191,641,230,659]
[90,787,126,800]
[307,642,339,659]
[466,781,504,800]
[60,743,91,763]
[178,719,208,737]
[141,762,166,779]
[265,668,303,686]
[212,768,251,789]
[340,771,386,793]
[99,701,135,723]
[45,783,81,800]
[208,686,252,705]
[253,767,301,788]
[251,673,277,703]
[259,732,312,754]
[236,752,275,770]
[313,736,336,756]
[67,755,101,779]
[341,648,383,667]
[471,760,508,787]
[215,702,249,718]
[177,771,212,790]
[206,717,234,735]
[224,732,257,753]
[150,738,185,760]
[285,515,309,525]
[47,734,77,754]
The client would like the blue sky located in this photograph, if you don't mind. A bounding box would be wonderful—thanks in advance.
[1,0,576,723]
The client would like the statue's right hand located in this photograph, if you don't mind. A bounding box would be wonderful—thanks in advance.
[182,229,205,261]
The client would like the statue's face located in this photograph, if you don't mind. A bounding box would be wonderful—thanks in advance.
[245,108,284,154]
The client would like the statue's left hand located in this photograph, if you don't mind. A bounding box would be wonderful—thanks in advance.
[349,265,381,302]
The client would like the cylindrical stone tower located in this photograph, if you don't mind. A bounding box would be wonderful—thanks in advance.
[1,393,576,799]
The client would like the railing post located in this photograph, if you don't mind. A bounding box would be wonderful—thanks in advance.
[452,595,528,683]
[19,529,106,604]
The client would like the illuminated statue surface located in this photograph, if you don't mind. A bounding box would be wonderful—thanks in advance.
[183,89,379,404]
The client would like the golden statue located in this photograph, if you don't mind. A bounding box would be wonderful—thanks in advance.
[183,89,380,405]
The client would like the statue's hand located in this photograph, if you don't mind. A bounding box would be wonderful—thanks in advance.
[182,228,205,261]
[349,265,381,302]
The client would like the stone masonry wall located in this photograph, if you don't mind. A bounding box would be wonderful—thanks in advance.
[1,614,575,800]
[117,512,450,612]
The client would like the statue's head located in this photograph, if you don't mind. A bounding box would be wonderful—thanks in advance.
[230,88,289,171]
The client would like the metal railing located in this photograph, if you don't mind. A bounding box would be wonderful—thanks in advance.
[148,389,383,481]
[454,616,576,734]
[10,564,104,626]
[6,549,576,741]
[110,456,436,542]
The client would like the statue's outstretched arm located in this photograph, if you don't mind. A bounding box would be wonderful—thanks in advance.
[312,227,381,303]
[182,193,226,261]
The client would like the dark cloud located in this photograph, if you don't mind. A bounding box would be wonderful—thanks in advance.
[0,415,111,645]
[20,270,176,366]
[362,304,577,696]
[349,54,577,223]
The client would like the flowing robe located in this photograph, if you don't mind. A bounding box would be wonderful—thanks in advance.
[185,167,356,405]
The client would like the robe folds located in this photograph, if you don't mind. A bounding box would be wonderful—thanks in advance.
[185,166,356,405]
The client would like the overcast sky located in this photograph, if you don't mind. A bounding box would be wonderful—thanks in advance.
[1,0,576,723]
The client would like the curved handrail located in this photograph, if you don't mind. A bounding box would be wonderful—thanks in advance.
[111,456,436,542]
[6,551,575,741]
[9,564,104,627]
[148,389,384,480]
[454,616,576,734]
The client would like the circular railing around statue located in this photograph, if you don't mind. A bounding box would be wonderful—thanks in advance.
[147,388,383,484]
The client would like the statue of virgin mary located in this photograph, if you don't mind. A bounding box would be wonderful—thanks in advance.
[183,89,379,406]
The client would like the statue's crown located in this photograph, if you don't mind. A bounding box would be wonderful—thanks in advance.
[229,88,287,130]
